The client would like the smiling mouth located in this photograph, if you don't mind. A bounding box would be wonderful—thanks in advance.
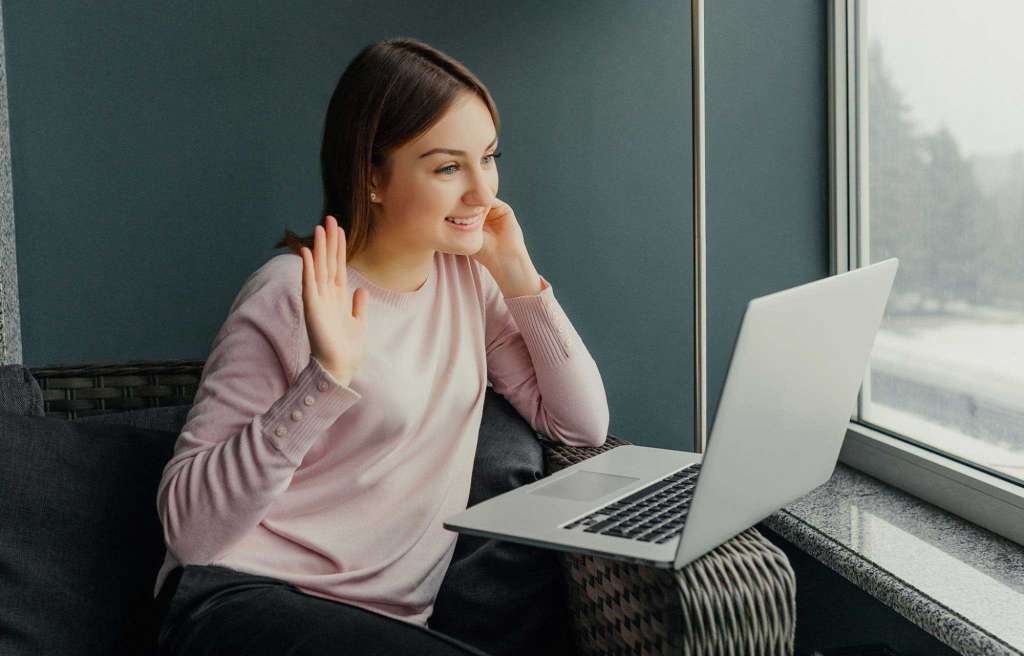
[445,215,482,226]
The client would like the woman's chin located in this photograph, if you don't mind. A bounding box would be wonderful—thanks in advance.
[444,231,483,249]
[441,236,483,254]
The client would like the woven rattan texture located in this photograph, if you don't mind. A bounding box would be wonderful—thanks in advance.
[541,437,797,656]
[29,360,205,419]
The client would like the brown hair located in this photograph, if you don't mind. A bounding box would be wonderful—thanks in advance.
[273,37,501,260]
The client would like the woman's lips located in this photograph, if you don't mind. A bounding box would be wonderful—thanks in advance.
[445,215,482,230]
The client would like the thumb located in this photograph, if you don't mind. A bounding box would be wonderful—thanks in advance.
[352,287,367,320]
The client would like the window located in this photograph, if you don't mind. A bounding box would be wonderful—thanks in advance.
[833,0,1024,546]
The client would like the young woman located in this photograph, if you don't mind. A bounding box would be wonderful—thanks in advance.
[152,37,609,655]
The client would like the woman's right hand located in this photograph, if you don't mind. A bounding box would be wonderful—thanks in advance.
[300,215,368,387]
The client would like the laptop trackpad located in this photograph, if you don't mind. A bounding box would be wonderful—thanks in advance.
[529,470,640,502]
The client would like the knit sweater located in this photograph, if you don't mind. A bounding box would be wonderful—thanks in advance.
[153,250,609,626]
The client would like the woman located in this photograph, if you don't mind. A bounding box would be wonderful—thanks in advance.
[153,37,609,655]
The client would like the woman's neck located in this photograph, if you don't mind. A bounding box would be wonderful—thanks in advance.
[347,248,434,293]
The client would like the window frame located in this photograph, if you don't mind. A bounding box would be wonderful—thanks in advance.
[830,0,1024,548]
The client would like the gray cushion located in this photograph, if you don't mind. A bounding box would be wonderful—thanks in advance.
[0,365,45,417]
[0,410,176,656]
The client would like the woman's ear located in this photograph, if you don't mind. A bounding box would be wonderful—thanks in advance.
[369,158,394,203]
[368,173,382,203]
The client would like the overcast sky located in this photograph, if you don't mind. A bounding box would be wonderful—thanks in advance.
[866,0,1024,158]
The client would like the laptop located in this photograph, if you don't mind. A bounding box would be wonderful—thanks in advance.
[444,258,898,570]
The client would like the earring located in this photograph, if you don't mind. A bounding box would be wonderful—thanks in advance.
[370,192,378,201]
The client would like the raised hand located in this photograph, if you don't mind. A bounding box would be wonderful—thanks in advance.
[299,215,368,387]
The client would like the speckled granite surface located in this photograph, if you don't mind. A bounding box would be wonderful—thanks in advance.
[0,0,23,366]
[763,463,1024,656]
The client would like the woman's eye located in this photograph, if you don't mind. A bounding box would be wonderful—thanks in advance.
[437,151,502,176]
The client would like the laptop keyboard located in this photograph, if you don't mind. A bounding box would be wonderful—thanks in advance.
[561,464,702,544]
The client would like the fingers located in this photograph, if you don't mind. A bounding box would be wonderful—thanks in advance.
[352,287,366,320]
[300,245,314,300]
[314,224,327,293]
[325,215,337,287]
[332,216,347,289]
[307,217,350,301]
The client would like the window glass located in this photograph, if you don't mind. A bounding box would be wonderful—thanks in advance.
[860,0,1024,484]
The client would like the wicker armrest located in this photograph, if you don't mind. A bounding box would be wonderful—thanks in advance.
[29,359,205,419]
[539,436,796,656]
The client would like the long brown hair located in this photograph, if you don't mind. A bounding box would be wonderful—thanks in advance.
[273,37,501,260]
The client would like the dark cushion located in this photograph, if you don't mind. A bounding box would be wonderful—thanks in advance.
[428,388,577,656]
[0,411,176,656]
[0,365,45,417]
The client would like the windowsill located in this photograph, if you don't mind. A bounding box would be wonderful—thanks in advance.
[762,463,1024,656]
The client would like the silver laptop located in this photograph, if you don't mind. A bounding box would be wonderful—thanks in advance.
[444,258,898,570]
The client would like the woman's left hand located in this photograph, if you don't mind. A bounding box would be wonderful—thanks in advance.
[470,197,528,274]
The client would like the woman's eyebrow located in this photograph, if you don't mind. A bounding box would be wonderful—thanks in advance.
[419,135,498,159]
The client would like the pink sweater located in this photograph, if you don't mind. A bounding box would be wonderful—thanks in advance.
[153,250,609,626]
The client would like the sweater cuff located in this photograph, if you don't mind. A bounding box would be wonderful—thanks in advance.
[261,356,362,465]
[502,275,576,368]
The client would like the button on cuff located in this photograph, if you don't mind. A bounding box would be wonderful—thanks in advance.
[264,357,363,465]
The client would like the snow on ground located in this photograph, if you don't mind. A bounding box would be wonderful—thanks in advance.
[865,403,1024,479]
[871,318,1024,410]
[863,311,1024,482]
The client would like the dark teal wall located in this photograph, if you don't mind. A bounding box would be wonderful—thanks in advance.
[705,1,831,430]
[5,1,694,449]
[6,0,833,451]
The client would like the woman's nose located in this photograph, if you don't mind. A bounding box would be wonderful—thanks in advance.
[463,191,492,210]
[463,174,495,209]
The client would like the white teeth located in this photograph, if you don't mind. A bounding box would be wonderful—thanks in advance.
[446,216,477,225]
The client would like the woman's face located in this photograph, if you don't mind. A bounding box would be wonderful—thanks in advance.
[370,92,499,257]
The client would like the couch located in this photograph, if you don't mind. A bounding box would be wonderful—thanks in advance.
[0,359,796,655]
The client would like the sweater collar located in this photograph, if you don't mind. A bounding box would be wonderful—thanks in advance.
[346,253,437,310]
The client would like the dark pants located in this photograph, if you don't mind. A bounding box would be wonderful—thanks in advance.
[155,564,493,656]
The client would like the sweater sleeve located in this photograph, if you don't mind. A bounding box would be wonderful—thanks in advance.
[478,261,609,447]
[156,261,362,567]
